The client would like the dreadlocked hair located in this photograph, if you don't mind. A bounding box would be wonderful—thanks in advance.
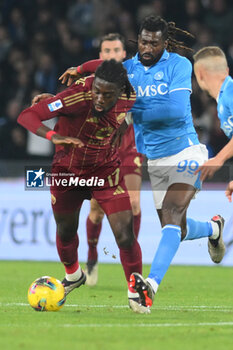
[95,59,133,99]
[139,15,194,54]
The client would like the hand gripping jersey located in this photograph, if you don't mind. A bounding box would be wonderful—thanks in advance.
[123,50,200,159]
[18,76,136,179]
[217,76,233,139]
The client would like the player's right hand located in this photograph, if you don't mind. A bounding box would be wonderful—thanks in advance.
[51,134,84,147]
[59,67,81,86]
[225,181,233,202]
[32,93,54,106]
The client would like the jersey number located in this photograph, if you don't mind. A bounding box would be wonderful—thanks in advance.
[176,160,199,175]
[107,168,120,187]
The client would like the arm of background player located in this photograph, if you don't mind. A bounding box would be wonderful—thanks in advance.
[59,59,103,86]
[18,97,84,147]
[196,93,233,181]
[132,89,190,124]
[196,135,233,181]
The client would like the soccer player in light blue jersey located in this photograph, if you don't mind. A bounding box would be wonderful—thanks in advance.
[194,46,233,183]
[128,17,226,313]
[56,19,226,314]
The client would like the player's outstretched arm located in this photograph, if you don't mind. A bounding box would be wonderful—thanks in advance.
[18,98,84,148]
[195,136,233,181]
[195,157,224,182]
[225,181,233,202]
[34,126,84,147]
[59,60,103,86]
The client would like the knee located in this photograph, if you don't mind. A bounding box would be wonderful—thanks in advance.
[89,206,105,224]
[118,233,135,248]
[56,220,77,241]
[161,202,185,226]
[114,220,135,248]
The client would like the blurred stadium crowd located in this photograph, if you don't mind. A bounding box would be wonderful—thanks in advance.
[0,0,233,162]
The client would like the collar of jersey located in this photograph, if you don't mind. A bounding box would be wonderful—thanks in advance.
[133,49,169,66]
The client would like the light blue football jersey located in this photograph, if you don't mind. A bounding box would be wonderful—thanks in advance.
[217,76,233,139]
[123,50,199,159]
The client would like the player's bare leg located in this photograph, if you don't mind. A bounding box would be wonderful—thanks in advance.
[85,198,105,286]
[107,210,149,314]
[124,173,142,239]
[131,183,225,311]
[54,210,86,295]
[130,184,195,310]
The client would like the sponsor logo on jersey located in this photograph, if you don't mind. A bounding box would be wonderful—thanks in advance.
[48,99,63,112]
[137,83,168,97]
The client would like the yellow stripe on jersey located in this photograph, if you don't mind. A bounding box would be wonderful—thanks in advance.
[63,91,91,102]
[120,96,136,101]
[120,92,136,99]
[116,113,126,122]
[65,96,92,107]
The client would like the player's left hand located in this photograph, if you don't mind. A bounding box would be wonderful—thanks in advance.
[225,181,233,202]
[59,67,82,86]
[51,134,84,147]
[195,157,224,181]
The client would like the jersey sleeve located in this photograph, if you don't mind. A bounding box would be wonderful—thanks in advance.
[169,57,192,93]
[81,59,103,73]
[18,80,90,134]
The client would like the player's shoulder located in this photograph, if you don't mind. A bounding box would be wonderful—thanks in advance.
[123,57,136,72]
[59,76,93,106]
[168,52,192,69]
[74,76,94,91]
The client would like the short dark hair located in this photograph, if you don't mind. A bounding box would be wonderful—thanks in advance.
[95,59,133,98]
[193,46,226,62]
[99,33,126,51]
[139,15,194,53]
[139,15,168,40]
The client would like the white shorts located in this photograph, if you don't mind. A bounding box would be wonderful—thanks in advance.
[148,144,208,209]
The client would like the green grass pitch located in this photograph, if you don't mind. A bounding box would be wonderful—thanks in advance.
[1,261,233,350]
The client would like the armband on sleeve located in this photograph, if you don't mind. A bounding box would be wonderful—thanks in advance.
[77,65,83,74]
[46,130,57,141]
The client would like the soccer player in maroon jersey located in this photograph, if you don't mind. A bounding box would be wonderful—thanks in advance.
[82,34,143,287]
[18,60,149,314]
[34,33,144,288]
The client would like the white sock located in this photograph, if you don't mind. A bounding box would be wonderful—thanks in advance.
[66,266,82,281]
[128,290,140,299]
[146,277,159,294]
[210,221,220,240]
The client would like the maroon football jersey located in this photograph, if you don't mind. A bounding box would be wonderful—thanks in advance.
[18,76,136,178]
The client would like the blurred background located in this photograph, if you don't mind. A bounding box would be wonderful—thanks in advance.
[1,0,233,264]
